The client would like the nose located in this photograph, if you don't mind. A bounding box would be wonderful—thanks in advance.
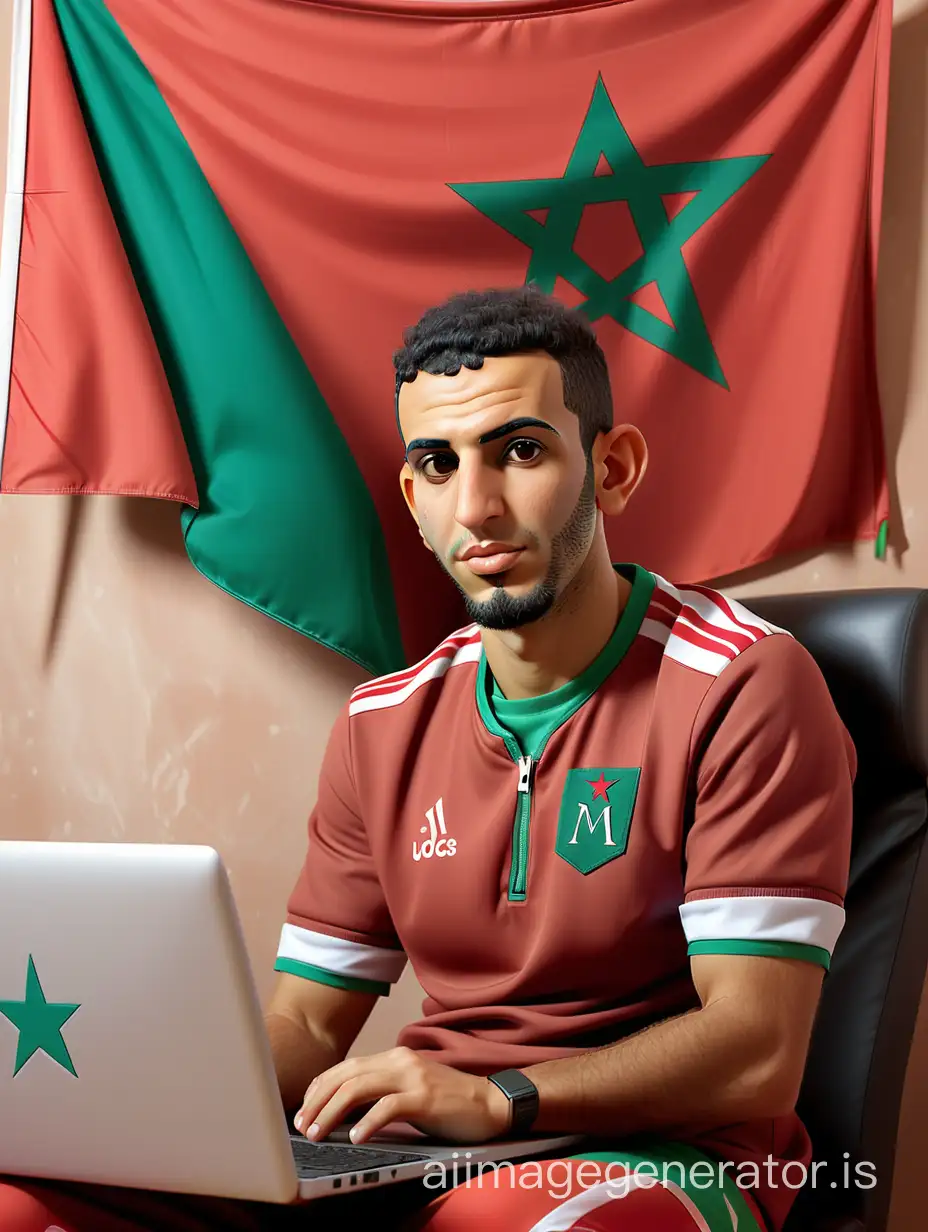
[453,454,506,533]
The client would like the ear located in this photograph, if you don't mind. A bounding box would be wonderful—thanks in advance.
[591,424,648,518]
[399,463,434,553]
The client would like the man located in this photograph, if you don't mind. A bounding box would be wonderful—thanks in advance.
[267,287,855,1231]
[0,287,854,1231]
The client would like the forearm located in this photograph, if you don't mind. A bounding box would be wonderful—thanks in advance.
[266,1010,345,1116]
[523,1000,793,1138]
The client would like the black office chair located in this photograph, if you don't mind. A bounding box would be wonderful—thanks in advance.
[747,590,928,1232]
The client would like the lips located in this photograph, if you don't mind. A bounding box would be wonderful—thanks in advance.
[458,545,525,575]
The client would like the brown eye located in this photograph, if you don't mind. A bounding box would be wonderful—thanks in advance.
[420,452,457,480]
[506,439,543,463]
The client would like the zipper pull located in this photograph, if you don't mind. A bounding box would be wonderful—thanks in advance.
[517,756,533,793]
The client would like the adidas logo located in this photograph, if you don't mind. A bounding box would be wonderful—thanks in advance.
[413,797,457,861]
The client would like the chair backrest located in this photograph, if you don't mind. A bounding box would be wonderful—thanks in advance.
[749,590,928,1232]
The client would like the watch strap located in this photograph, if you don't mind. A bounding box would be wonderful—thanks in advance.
[486,1068,539,1136]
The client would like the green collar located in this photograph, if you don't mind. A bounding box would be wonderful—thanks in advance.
[475,564,656,759]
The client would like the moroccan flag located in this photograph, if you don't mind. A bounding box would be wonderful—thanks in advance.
[1,0,890,672]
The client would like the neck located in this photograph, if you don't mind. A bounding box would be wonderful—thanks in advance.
[480,536,630,700]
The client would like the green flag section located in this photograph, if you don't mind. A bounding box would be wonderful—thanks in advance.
[48,0,404,676]
[0,956,80,1078]
[2,0,892,667]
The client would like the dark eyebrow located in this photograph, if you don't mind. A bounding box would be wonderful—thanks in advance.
[477,417,560,445]
[404,418,559,460]
[405,438,450,459]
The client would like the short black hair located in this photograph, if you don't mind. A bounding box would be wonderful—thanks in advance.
[393,286,613,453]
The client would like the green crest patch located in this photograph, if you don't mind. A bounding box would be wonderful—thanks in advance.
[555,768,640,874]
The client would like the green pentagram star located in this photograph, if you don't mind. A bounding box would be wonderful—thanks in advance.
[450,76,769,388]
[0,956,80,1077]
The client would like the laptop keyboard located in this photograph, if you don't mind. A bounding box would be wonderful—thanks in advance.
[289,1135,432,1179]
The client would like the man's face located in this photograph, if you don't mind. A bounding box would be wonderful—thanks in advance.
[398,352,598,630]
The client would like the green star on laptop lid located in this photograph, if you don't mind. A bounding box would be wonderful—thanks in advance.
[0,955,80,1078]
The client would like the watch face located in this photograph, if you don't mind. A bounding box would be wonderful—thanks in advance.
[493,1069,535,1096]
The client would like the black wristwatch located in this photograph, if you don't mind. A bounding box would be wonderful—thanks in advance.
[486,1068,540,1136]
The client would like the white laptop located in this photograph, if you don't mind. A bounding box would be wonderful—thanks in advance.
[0,841,581,1203]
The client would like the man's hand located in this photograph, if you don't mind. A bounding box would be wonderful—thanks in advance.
[265,973,379,1114]
[293,1046,512,1145]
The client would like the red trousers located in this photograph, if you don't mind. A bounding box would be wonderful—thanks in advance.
[0,1152,768,1231]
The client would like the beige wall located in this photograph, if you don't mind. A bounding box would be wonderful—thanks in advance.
[1,1,926,1226]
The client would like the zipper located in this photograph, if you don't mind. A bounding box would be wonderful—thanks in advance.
[508,755,534,901]
[495,726,535,903]
[505,736,554,901]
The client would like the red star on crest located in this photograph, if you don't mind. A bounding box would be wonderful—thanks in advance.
[587,772,618,802]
